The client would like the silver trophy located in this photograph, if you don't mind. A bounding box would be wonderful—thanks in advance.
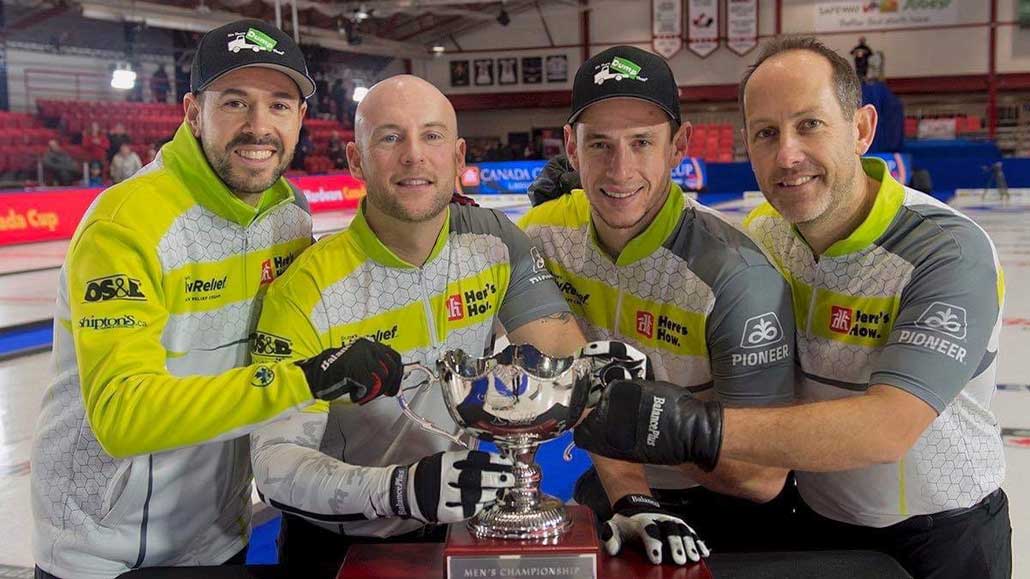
[399,343,609,540]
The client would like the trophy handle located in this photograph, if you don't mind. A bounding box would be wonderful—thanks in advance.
[398,363,470,450]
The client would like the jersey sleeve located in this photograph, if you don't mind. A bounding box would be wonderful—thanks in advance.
[706,263,796,406]
[870,237,1002,413]
[488,209,571,331]
[251,273,324,364]
[69,219,313,459]
[251,402,398,523]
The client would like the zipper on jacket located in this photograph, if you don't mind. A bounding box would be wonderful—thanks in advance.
[131,455,155,568]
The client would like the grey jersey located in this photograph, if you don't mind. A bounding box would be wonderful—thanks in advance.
[250,202,570,537]
[744,158,1005,527]
[519,183,796,489]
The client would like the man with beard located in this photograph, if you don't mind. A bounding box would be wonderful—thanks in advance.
[32,20,407,579]
[518,46,796,566]
[249,75,591,578]
[576,37,1010,579]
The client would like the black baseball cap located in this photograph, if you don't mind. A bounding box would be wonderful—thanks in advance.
[569,46,681,125]
[191,19,315,99]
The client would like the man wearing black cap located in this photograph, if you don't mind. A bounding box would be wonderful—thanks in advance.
[519,46,797,565]
[31,19,405,579]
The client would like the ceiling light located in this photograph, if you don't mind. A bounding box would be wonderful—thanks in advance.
[111,63,136,90]
[432,45,446,54]
[352,86,369,102]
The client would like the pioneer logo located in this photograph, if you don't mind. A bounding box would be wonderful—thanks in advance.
[646,396,666,447]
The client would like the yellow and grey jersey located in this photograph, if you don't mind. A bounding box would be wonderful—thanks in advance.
[744,157,1006,528]
[31,124,314,579]
[519,183,796,490]
[249,201,569,538]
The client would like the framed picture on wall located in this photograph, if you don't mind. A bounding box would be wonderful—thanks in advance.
[545,55,568,83]
[498,57,518,85]
[450,60,470,86]
[474,59,494,86]
[522,57,543,84]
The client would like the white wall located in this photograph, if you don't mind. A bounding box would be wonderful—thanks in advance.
[5,48,175,113]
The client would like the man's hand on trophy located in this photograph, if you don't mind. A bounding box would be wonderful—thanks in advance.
[603,494,709,565]
[391,450,516,524]
[295,338,404,404]
[573,379,723,471]
[579,341,653,409]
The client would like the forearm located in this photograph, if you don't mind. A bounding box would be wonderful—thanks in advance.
[591,453,652,504]
[720,390,929,471]
[678,459,787,503]
[251,411,396,522]
[505,311,586,357]
[86,361,313,458]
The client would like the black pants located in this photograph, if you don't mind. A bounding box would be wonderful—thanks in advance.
[278,513,446,579]
[573,467,798,553]
[792,488,1012,579]
[34,546,247,579]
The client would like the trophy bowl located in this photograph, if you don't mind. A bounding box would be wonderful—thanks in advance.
[399,343,598,540]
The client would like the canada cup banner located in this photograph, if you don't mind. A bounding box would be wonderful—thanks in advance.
[727,0,758,56]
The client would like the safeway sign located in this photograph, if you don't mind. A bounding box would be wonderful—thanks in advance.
[814,0,958,33]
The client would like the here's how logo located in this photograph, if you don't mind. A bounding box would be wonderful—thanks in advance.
[447,283,499,322]
[83,274,146,303]
[829,305,892,340]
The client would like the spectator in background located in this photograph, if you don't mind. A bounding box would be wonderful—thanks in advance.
[110,142,142,183]
[107,123,131,162]
[291,126,314,171]
[43,140,80,186]
[151,65,171,103]
[144,143,159,166]
[331,78,348,125]
[87,161,104,187]
[316,71,330,117]
[851,37,873,82]
[328,130,347,169]
[82,121,110,163]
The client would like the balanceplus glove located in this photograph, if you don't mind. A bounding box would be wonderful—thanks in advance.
[603,494,710,566]
[574,379,723,471]
[527,156,581,207]
[296,338,403,404]
[389,450,516,524]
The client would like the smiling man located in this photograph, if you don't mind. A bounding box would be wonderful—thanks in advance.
[248,75,588,578]
[575,37,1010,579]
[519,46,797,565]
[31,20,408,579]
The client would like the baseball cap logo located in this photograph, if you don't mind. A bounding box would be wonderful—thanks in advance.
[594,57,648,86]
[227,28,285,55]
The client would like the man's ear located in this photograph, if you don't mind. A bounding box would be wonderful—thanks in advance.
[564,124,580,172]
[670,121,692,168]
[854,104,878,156]
[346,141,364,181]
[184,92,202,137]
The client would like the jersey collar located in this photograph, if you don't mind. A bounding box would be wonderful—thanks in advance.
[817,157,906,258]
[163,122,293,226]
[581,181,685,267]
[350,199,451,269]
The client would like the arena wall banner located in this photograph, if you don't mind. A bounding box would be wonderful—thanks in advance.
[0,173,367,247]
[458,159,707,195]
[814,0,959,33]
[0,187,103,246]
[289,173,366,212]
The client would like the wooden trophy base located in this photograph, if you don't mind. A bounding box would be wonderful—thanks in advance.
[443,504,601,579]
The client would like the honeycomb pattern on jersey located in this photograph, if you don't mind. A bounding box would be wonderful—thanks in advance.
[158,203,310,272]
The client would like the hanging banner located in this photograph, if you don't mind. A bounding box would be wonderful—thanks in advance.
[814,0,959,33]
[652,0,683,59]
[687,0,720,57]
[727,0,758,56]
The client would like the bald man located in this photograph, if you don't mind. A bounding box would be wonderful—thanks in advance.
[249,75,587,578]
